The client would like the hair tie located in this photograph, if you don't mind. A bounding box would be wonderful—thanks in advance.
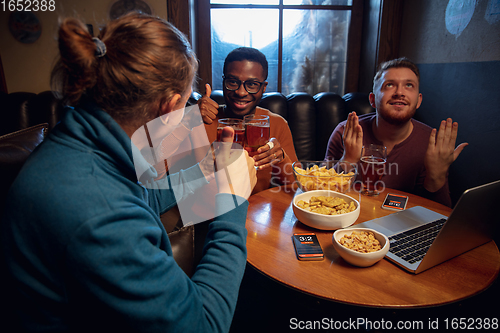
[92,37,107,58]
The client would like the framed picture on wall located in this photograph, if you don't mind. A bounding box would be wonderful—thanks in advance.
[8,11,42,44]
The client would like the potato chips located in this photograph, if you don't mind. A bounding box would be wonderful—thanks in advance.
[296,195,356,215]
[339,231,382,253]
[294,165,355,193]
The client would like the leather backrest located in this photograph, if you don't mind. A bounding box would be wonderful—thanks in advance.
[342,92,374,115]
[0,91,63,137]
[314,92,348,160]
[286,93,316,161]
[207,90,355,161]
[210,90,225,105]
[260,92,288,119]
[0,123,48,217]
[1,90,374,162]
[0,92,37,136]
[26,91,64,131]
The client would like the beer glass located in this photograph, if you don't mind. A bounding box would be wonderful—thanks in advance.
[243,114,270,155]
[360,144,387,196]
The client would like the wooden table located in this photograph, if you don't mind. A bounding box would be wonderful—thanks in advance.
[245,185,500,308]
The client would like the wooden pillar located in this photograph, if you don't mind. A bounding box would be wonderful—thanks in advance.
[358,0,404,92]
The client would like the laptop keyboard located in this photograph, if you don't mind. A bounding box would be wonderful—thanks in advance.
[388,218,447,264]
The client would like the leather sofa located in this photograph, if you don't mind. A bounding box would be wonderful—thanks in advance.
[0,90,374,160]
[0,89,373,277]
[202,90,375,161]
[0,91,63,137]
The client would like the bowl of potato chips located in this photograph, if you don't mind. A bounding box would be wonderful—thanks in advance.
[332,228,389,267]
[292,160,357,193]
[292,190,360,230]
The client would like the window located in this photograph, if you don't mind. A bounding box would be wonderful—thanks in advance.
[203,0,362,96]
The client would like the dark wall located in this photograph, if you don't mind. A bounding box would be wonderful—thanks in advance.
[399,0,499,64]
[398,0,500,205]
[415,61,500,205]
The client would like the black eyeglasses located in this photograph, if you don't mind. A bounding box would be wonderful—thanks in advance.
[223,76,265,94]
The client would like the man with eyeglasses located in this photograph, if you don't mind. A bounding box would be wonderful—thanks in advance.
[198,47,298,194]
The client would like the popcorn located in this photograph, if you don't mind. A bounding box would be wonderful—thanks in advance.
[339,231,382,253]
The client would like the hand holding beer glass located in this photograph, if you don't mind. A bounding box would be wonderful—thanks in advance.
[360,144,387,196]
[243,114,270,155]
[217,118,245,148]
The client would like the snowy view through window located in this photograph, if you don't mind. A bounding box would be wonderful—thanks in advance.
[211,0,351,95]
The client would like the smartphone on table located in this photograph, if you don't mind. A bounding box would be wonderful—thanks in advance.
[292,233,324,261]
[381,193,408,211]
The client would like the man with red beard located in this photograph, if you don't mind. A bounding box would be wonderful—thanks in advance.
[325,57,467,207]
[198,47,298,194]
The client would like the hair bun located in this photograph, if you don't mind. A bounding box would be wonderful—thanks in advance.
[92,37,107,58]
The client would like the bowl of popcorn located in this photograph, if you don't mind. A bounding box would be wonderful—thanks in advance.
[292,160,357,193]
[292,190,360,230]
[332,228,389,267]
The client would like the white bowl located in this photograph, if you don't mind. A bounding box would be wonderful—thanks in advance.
[332,228,390,267]
[292,190,360,230]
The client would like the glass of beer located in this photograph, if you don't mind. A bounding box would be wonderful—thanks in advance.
[217,118,245,147]
[360,144,387,196]
[243,114,270,155]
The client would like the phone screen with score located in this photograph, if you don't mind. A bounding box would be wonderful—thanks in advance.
[292,233,324,261]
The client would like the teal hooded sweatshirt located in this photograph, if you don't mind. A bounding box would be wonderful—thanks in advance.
[1,100,248,333]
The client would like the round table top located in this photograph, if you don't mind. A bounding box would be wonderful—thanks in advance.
[245,185,500,308]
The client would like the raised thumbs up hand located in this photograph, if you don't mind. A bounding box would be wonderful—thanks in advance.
[198,83,220,125]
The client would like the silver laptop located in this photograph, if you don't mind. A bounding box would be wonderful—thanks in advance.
[352,180,499,274]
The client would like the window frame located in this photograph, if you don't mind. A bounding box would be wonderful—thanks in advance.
[193,0,363,94]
